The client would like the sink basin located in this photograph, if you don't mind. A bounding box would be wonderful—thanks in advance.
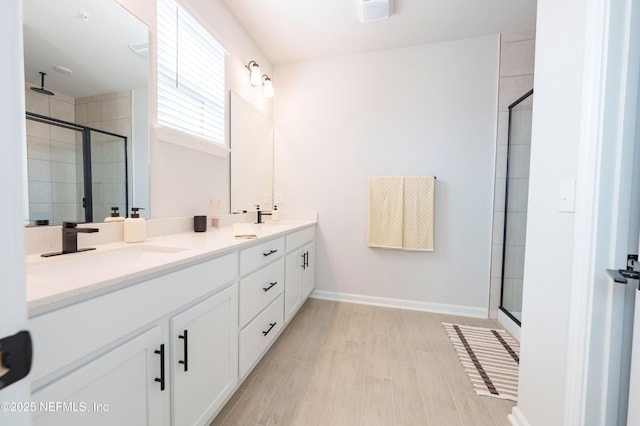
[27,244,188,281]
[254,222,291,233]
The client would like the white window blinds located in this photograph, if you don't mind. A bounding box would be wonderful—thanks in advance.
[157,0,226,144]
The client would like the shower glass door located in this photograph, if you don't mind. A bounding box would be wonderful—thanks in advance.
[25,113,128,225]
[500,90,533,325]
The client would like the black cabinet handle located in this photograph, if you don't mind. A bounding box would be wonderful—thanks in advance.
[262,322,277,336]
[301,253,306,269]
[263,249,278,257]
[178,330,188,372]
[154,344,165,391]
[304,251,309,268]
[263,281,278,292]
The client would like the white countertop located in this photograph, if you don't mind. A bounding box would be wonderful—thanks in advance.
[26,220,316,317]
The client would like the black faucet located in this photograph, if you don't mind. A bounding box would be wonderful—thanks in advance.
[255,205,272,224]
[41,222,100,257]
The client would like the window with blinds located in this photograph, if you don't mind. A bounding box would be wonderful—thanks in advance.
[157,0,225,145]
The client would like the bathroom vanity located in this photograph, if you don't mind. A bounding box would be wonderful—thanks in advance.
[25,220,315,425]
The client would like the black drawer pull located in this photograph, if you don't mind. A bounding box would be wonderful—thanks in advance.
[262,322,277,336]
[154,344,165,391]
[178,329,188,372]
[263,249,278,257]
[263,281,278,292]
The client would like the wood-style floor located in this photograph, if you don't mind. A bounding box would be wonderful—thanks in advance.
[211,298,515,426]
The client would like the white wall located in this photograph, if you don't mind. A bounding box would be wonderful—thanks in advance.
[274,36,500,315]
[116,0,273,218]
[514,0,586,424]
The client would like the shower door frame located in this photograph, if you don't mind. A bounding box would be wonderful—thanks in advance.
[25,111,129,223]
[499,88,534,327]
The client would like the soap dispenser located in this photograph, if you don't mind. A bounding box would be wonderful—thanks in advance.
[104,206,125,222]
[124,207,146,243]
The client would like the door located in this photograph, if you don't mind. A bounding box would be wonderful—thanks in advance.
[624,13,640,420]
[171,285,238,426]
[302,242,315,299]
[31,326,166,426]
[285,249,303,322]
[564,0,640,423]
[0,2,32,424]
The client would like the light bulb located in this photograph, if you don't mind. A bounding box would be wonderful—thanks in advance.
[249,62,262,87]
[263,76,274,98]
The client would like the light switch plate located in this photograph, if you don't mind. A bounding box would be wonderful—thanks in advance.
[275,193,283,204]
[558,179,576,212]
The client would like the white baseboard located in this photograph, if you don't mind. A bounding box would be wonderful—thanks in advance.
[310,289,488,318]
[508,407,530,426]
[498,309,521,341]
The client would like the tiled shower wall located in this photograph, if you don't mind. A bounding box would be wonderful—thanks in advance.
[24,87,131,225]
[25,88,80,225]
[488,29,536,319]
[76,92,132,222]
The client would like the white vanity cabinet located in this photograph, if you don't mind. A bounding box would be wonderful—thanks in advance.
[284,227,315,322]
[26,221,317,425]
[171,284,238,426]
[28,253,238,426]
[31,326,166,426]
[238,237,285,377]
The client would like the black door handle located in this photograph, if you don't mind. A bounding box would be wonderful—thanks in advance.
[263,249,278,257]
[154,344,165,391]
[0,331,32,390]
[178,330,188,372]
[607,269,640,284]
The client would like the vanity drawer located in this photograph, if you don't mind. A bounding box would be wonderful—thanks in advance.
[239,258,284,328]
[285,226,315,252]
[239,237,284,276]
[239,294,284,377]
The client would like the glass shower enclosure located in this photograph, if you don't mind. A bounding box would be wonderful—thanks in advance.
[26,112,129,225]
[500,89,533,325]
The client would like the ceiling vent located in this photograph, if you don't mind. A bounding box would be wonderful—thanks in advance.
[358,0,393,22]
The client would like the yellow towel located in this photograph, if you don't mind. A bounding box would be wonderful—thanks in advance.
[403,176,435,251]
[367,176,404,249]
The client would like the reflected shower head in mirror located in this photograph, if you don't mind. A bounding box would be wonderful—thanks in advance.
[30,72,55,96]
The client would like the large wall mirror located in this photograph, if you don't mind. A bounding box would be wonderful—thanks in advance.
[230,91,274,214]
[23,0,149,226]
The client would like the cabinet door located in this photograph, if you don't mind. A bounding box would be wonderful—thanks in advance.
[285,249,304,322]
[31,326,167,426]
[302,241,315,299]
[171,284,238,426]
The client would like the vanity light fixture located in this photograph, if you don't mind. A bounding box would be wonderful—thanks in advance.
[245,60,262,87]
[262,75,274,98]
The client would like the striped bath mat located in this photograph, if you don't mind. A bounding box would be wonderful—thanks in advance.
[443,323,520,401]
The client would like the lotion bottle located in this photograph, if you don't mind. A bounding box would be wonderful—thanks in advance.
[104,206,125,222]
[124,207,146,243]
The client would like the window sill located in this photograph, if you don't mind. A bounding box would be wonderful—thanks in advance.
[152,125,229,159]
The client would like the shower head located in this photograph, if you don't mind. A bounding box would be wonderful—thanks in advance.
[30,72,55,96]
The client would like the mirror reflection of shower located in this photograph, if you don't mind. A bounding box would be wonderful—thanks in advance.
[500,89,533,325]
[30,72,55,96]
[25,110,129,226]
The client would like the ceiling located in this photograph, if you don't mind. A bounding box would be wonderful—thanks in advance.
[23,0,148,99]
[222,0,537,65]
